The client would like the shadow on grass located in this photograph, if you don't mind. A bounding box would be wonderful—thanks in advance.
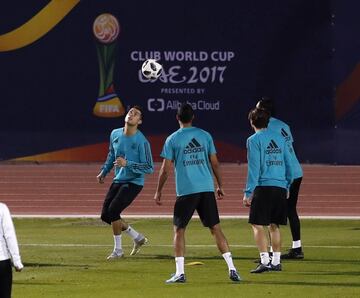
[137,254,241,260]
[14,281,62,286]
[23,262,92,268]
[244,280,360,288]
[135,254,261,262]
[283,259,360,265]
[301,271,360,276]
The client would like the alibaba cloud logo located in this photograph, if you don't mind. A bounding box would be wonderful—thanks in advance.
[148,98,165,111]
[0,0,80,52]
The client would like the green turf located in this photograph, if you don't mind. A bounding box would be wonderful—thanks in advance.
[11,218,360,297]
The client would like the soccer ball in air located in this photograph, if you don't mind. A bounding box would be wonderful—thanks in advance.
[141,59,163,80]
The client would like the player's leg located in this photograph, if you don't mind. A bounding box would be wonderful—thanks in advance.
[268,224,282,270]
[173,225,186,277]
[252,224,270,261]
[0,259,12,298]
[121,219,148,256]
[248,187,273,273]
[282,177,304,259]
[100,183,119,225]
[107,183,142,259]
[107,219,124,259]
[268,186,287,269]
[99,183,123,259]
[112,183,147,256]
[166,194,197,283]
[198,192,241,281]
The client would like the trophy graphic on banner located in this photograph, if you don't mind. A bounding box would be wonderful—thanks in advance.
[92,13,125,117]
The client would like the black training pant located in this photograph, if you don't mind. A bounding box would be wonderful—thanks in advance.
[0,259,12,298]
[101,182,143,224]
[287,177,303,241]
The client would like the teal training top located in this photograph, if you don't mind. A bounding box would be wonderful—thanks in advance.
[100,128,154,186]
[161,126,216,196]
[268,117,303,178]
[244,128,294,198]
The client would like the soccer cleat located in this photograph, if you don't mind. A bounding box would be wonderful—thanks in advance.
[165,273,186,283]
[229,269,242,282]
[269,263,282,271]
[250,263,271,273]
[106,249,124,260]
[130,237,148,256]
[281,248,304,260]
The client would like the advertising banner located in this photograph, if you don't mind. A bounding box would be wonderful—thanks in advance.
[1,0,358,164]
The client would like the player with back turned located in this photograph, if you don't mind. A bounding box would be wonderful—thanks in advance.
[154,103,241,283]
[256,98,304,259]
[243,108,294,273]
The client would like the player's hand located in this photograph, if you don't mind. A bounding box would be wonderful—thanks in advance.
[14,263,24,272]
[96,172,105,184]
[154,191,162,205]
[216,187,225,200]
[243,195,252,207]
[114,156,127,167]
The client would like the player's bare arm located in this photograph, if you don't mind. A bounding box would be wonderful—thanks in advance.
[154,159,172,205]
[209,153,225,200]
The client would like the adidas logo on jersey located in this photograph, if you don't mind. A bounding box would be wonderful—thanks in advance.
[265,140,282,154]
[183,138,205,154]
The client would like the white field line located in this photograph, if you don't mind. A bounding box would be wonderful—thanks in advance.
[19,243,360,249]
[13,215,360,219]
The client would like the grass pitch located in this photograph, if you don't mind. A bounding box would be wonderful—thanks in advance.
[12,218,360,297]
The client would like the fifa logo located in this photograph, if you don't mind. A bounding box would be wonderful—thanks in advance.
[92,13,125,118]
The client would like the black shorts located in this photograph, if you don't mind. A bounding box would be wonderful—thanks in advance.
[173,192,220,229]
[249,186,287,226]
[101,182,143,224]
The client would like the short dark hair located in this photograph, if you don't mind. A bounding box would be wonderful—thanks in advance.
[248,108,270,129]
[177,103,194,123]
[131,105,144,119]
[256,96,274,115]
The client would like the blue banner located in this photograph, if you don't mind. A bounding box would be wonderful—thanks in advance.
[0,0,359,164]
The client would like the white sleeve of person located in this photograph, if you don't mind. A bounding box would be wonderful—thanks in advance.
[0,203,24,269]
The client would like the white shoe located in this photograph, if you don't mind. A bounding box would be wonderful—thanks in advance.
[165,273,186,283]
[130,237,148,256]
[107,250,124,260]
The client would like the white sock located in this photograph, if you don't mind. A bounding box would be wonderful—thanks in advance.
[113,235,122,251]
[292,240,302,249]
[124,226,140,240]
[271,252,281,266]
[222,252,236,271]
[269,246,274,253]
[175,257,185,275]
[260,252,270,265]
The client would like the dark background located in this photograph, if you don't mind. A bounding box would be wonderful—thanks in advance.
[0,0,359,163]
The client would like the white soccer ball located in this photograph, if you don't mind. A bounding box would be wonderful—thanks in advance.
[141,59,163,80]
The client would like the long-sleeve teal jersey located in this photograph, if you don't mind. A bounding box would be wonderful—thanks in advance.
[268,117,303,179]
[244,129,294,198]
[100,128,154,185]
